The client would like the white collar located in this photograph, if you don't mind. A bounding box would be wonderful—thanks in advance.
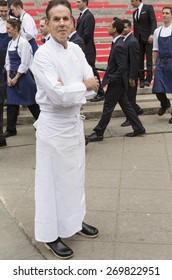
[112,35,122,44]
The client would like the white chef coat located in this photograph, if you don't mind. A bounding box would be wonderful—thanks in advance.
[20,12,38,41]
[5,35,33,73]
[32,37,96,242]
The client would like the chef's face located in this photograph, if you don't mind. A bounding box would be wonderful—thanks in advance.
[162,8,172,25]
[0,5,9,21]
[47,5,72,47]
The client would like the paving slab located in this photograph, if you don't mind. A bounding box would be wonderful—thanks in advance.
[0,114,172,260]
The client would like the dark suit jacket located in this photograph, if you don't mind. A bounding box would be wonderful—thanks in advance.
[124,33,140,80]
[0,51,6,104]
[69,31,85,53]
[102,37,128,89]
[133,4,157,42]
[76,9,96,62]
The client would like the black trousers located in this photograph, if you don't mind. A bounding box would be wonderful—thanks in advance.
[94,81,144,136]
[6,104,40,133]
[155,92,171,109]
[127,80,141,114]
[139,39,153,83]
[0,104,3,134]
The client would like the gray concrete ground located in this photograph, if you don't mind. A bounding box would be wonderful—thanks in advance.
[1,113,172,260]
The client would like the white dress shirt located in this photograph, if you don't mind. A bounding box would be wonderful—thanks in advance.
[20,12,38,41]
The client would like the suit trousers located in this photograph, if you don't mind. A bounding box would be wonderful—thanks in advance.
[6,104,40,132]
[94,81,144,136]
[155,93,171,108]
[127,82,141,114]
[139,39,153,83]
[0,104,3,134]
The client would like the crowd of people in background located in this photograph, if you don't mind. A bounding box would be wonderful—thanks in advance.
[0,0,172,147]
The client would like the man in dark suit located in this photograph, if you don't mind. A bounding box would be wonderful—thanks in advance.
[121,19,143,127]
[131,0,157,88]
[0,49,7,146]
[39,16,50,44]
[76,0,105,101]
[68,16,85,52]
[86,17,145,142]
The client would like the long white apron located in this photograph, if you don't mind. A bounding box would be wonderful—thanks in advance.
[34,107,86,242]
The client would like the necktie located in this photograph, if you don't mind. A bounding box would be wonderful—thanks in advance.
[41,37,46,44]
[77,12,82,24]
[135,8,139,21]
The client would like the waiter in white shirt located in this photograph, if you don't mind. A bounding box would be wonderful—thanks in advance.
[0,1,12,66]
[10,0,38,54]
[3,18,40,137]
[32,0,99,259]
[152,6,172,124]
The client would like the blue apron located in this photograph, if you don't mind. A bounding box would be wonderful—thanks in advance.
[7,36,37,106]
[21,13,38,55]
[152,28,172,93]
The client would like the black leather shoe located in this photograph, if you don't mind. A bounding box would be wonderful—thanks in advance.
[3,130,17,138]
[45,238,73,259]
[140,81,145,88]
[169,117,172,124]
[85,132,103,142]
[144,81,150,87]
[0,137,7,147]
[121,120,130,127]
[137,108,144,115]
[90,94,104,102]
[158,104,171,116]
[78,222,99,238]
[125,128,146,137]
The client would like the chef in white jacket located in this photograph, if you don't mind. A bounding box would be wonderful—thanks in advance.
[32,0,99,259]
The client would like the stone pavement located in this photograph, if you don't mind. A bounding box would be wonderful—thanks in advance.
[1,114,172,260]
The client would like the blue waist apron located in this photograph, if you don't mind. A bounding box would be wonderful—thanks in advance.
[0,32,11,59]
[152,28,172,93]
[7,36,37,106]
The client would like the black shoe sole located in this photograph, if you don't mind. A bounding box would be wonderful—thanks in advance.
[77,231,99,238]
[0,143,7,147]
[44,243,73,259]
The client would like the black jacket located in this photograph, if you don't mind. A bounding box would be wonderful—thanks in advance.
[133,4,157,42]
[69,31,85,53]
[124,33,140,80]
[102,37,128,89]
[76,9,96,59]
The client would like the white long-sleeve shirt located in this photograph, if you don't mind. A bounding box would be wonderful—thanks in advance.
[5,35,33,73]
[32,37,96,110]
[20,12,38,41]
[153,23,172,51]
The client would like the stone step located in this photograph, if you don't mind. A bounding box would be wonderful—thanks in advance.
[3,93,172,124]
